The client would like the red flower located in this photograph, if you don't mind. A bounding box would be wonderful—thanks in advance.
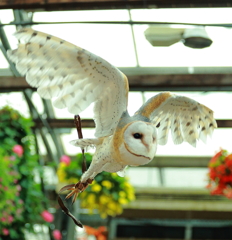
[209,169,217,180]
[41,210,54,222]
[226,158,232,167]
[216,165,226,175]
[210,187,224,195]
[210,150,223,164]
[220,175,230,183]
[53,230,62,240]
[225,189,232,199]
[226,154,232,161]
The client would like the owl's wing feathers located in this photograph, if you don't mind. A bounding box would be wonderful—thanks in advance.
[7,28,129,137]
[70,138,102,149]
[136,92,217,147]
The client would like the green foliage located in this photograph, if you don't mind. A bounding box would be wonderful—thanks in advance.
[0,106,46,239]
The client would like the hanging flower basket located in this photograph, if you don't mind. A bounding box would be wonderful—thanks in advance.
[207,149,232,198]
[0,106,62,239]
[57,153,135,218]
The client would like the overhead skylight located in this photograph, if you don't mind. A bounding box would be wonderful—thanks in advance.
[134,25,232,67]
[33,9,130,22]
[131,8,232,24]
[2,8,232,72]
[0,92,29,116]
[0,9,14,24]
[0,51,9,69]
[32,24,137,67]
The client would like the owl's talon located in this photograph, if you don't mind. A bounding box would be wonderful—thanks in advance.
[63,178,93,203]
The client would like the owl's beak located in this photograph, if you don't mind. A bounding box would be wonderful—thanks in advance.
[146,149,156,160]
[142,136,157,160]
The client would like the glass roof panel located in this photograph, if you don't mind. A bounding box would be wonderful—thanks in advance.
[36,133,47,155]
[0,9,14,24]
[0,51,9,69]
[31,92,45,115]
[0,92,30,117]
[32,24,137,67]
[131,8,232,24]
[127,167,160,187]
[163,168,207,188]
[133,25,232,67]
[33,10,130,22]
[3,25,18,49]
[126,167,208,188]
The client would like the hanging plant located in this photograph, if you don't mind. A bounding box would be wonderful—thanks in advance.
[206,149,232,198]
[0,106,54,239]
[57,153,135,218]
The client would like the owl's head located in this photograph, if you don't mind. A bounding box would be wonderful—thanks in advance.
[122,121,157,166]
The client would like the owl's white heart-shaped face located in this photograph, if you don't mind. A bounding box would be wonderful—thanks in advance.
[121,121,157,166]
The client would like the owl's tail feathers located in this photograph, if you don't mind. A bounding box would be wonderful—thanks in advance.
[69,138,102,149]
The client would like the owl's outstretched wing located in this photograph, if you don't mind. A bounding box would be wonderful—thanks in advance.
[7,28,129,137]
[135,92,217,147]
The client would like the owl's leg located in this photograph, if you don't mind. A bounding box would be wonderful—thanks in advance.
[60,115,100,203]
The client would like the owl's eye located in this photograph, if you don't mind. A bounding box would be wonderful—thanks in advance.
[133,133,142,139]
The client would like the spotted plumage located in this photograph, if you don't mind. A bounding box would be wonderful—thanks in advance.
[7,28,217,186]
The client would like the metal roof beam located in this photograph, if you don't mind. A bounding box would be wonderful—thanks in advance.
[0,0,231,10]
[31,118,232,129]
[1,74,232,92]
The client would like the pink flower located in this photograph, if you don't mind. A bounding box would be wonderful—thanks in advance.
[9,156,16,161]
[2,228,9,236]
[60,155,71,165]
[16,185,22,191]
[8,215,14,223]
[16,208,23,215]
[13,145,24,157]
[41,210,54,222]
[53,230,62,240]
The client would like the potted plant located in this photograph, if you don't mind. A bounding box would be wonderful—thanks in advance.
[207,149,232,198]
[57,153,135,218]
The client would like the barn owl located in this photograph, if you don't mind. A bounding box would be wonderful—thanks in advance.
[7,28,217,200]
